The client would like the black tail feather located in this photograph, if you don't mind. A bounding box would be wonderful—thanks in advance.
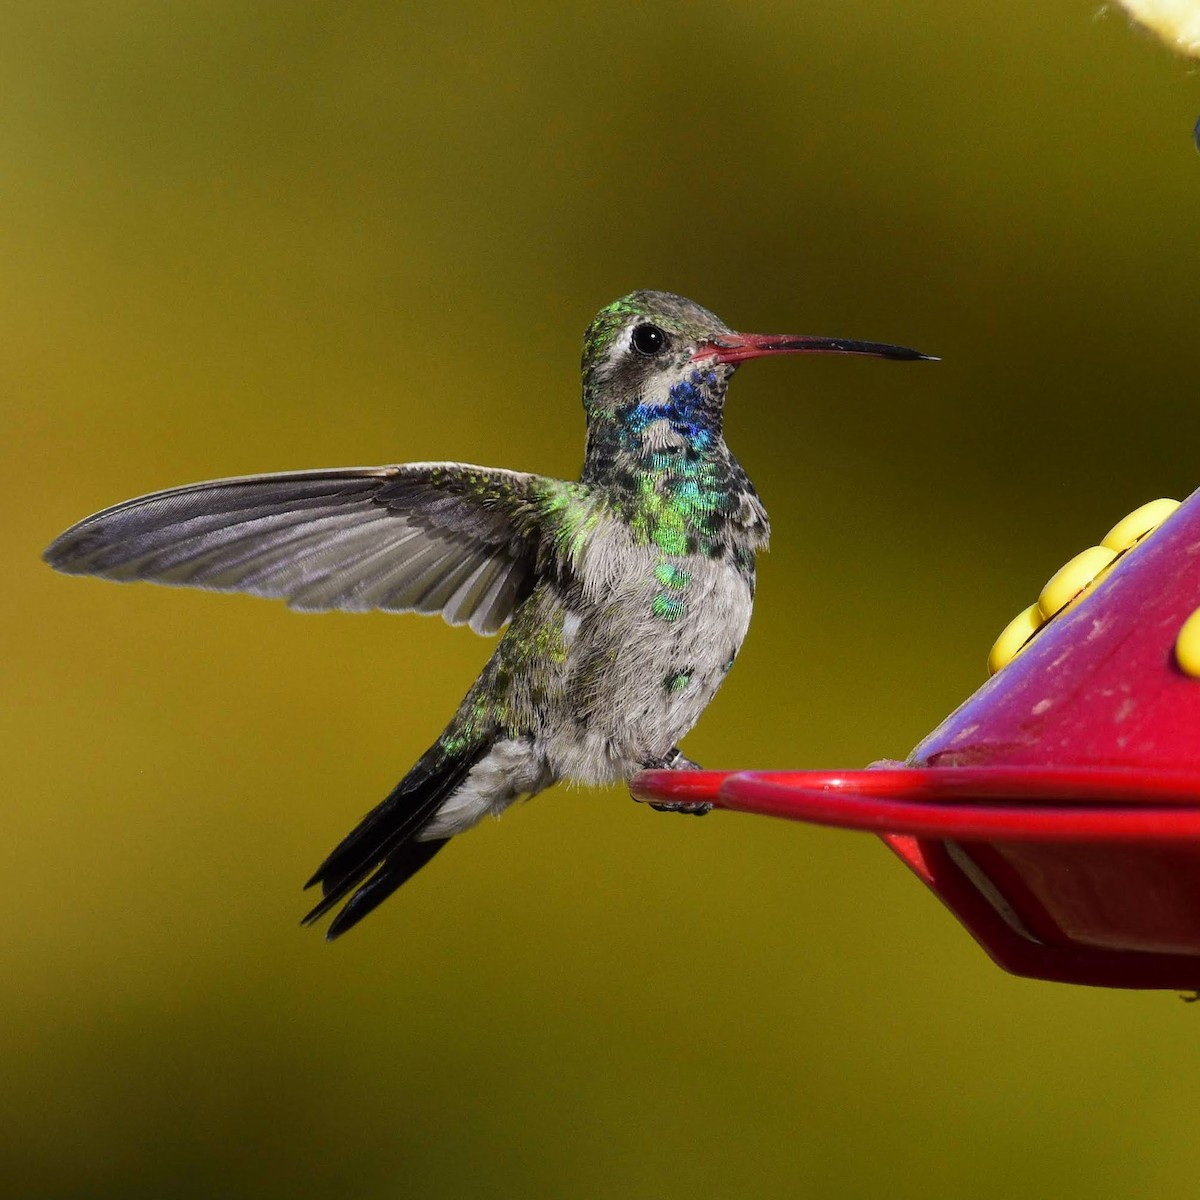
[323,837,448,939]
[302,741,483,937]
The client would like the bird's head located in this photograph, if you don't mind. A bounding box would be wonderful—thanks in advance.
[580,290,932,428]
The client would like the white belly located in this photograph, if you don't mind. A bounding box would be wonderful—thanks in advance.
[542,520,754,786]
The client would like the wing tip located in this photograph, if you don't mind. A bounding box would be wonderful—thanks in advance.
[42,530,91,574]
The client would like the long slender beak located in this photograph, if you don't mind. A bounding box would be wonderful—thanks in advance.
[698,332,937,364]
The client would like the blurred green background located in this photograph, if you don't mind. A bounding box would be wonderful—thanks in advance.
[6,2,1200,1197]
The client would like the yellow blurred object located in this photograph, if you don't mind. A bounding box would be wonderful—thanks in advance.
[1101,497,1180,552]
[1037,546,1118,620]
[1176,607,1200,677]
[1117,0,1200,58]
[989,499,1179,677]
[987,603,1044,676]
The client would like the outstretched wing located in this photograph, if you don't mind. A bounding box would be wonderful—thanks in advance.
[43,463,560,635]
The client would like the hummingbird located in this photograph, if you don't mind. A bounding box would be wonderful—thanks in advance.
[44,291,932,938]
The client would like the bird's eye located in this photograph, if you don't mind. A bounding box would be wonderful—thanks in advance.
[630,323,669,357]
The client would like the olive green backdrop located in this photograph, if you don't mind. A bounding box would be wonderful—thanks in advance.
[6,3,1200,1198]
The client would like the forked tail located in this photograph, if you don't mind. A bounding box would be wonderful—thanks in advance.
[302,738,485,939]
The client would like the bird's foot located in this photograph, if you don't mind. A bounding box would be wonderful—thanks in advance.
[640,748,712,815]
[648,800,713,815]
[646,748,701,771]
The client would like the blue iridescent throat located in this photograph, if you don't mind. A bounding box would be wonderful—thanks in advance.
[604,367,736,561]
[617,368,724,454]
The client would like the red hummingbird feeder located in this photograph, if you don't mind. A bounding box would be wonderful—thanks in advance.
[632,490,1200,989]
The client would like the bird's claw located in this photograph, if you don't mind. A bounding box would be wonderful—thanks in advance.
[642,748,702,771]
[638,747,710,813]
[647,800,713,816]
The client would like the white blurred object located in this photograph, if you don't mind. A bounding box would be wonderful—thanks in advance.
[1117,0,1200,57]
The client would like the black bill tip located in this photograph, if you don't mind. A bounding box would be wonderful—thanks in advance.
[809,338,938,362]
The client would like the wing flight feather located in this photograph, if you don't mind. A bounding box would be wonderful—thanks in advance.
[44,464,566,635]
